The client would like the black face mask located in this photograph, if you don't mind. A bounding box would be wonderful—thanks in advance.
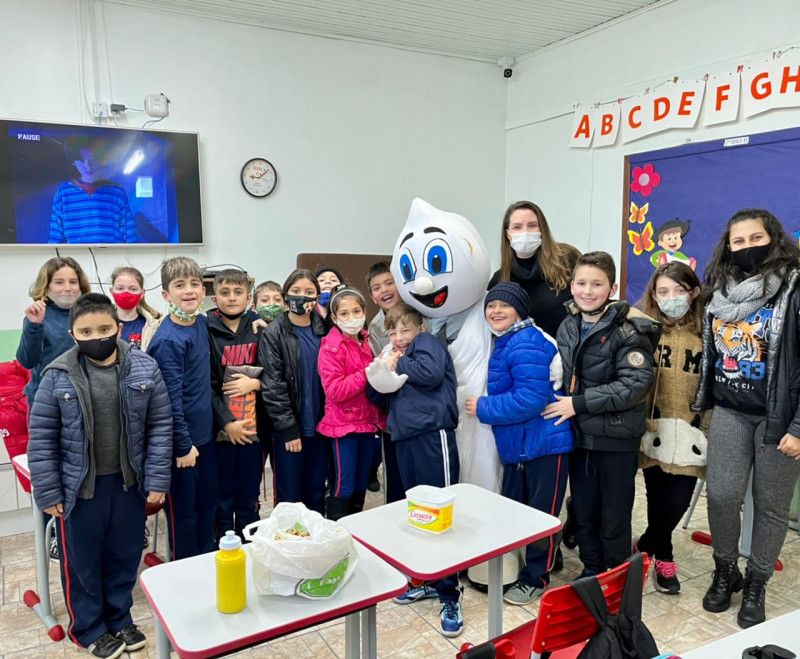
[731,244,771,274]
[217,309,245,321]
[286,294,316,315]
[75,336,118,362]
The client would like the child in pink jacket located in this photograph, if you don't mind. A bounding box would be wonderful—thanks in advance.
[318,286,386,520]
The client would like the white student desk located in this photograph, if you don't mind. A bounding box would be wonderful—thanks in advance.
[139,541,407,659]
[10,454,65,641]
[682,609,800,658]
[339,482,562,639]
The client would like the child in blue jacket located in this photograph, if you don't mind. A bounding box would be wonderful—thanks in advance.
[28,293,172,658]
[466,283,574,606]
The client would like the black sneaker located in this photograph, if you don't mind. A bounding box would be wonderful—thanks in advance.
[86,633,125,659]
[114,623,146,651]
[653,559,680,595]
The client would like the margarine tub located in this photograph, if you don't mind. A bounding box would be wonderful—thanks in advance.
[406,485,455,534]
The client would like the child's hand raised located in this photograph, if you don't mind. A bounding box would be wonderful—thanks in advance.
[251,318,267,333]
[176,445,199,468]
[465,396,478,417]
[541,395,576,425]
[223,374,260,398]
[24,300,47,324]
[225,419,256,445]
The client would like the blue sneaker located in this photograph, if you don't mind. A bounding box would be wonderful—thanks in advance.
[393,584,438,605]
[439,601,464,637]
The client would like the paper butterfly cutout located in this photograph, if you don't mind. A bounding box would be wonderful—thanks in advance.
[628,221,655,255]
[629,201,649,224]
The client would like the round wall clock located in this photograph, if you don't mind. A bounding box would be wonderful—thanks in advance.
[241,158,277,198]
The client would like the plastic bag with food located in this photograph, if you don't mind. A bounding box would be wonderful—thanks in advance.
[243,502,358,599]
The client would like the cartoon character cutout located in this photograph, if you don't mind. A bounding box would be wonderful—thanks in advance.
[391,198,500,493]
[650,219,697,269]
[391,198,490,318]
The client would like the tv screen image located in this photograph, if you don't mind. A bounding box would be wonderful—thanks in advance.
[0,120,202,245]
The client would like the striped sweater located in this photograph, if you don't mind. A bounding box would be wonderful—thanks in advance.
[49,180,136,243]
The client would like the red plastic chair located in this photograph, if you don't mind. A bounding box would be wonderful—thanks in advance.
[458,555,652,659]
[142,500,168,567]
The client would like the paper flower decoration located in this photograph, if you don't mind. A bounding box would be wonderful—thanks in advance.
[628,221,655,255]
[629,201,649,224]
[631,164,661,196]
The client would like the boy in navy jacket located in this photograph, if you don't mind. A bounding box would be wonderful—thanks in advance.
[29,293,172,658]
[147,256,217,560]
[466,283,574,606]
[366,302,464,638]
[208,269,265,538]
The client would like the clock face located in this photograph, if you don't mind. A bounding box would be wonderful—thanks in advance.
[241,158,277,198]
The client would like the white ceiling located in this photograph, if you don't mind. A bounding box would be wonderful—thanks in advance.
[110,0,660,62]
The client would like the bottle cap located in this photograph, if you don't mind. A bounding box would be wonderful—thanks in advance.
[219,530,242,550]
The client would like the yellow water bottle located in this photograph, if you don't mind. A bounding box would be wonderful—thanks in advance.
[216,530,246,614]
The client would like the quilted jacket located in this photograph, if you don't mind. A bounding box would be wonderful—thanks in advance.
[28,340,172,518]
[477,321,574,464]
[557,301,661,452]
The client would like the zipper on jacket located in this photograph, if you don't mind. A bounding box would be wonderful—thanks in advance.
[120,368,141,491]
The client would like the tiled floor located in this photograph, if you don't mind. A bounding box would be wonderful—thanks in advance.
[1,471,798,658]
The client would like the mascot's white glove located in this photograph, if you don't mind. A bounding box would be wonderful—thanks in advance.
[550,353,564,392]
[365,356,408,394]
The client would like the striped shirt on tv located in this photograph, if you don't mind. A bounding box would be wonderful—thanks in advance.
[49,180,136,243]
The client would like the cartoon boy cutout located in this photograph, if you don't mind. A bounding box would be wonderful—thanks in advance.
[650,218,696,270]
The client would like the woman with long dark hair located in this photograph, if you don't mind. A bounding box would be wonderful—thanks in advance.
[693,209,800,628]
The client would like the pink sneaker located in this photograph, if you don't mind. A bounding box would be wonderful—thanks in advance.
[654,559,680,594]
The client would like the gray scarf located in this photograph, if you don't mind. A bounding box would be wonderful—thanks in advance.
[707,273,782,322]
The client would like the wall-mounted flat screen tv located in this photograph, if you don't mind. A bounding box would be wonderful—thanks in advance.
[0,120,202,245]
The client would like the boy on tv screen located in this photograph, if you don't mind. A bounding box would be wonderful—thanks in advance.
[49,138,137,244]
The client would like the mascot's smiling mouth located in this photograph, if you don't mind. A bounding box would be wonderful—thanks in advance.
[410,286,449,309]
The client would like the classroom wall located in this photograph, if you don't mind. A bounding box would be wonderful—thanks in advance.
[504,0,800,274]
[0,0,507,330]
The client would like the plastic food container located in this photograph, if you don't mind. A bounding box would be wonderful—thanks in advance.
[405,485,455,534]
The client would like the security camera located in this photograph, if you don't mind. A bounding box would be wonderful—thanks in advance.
[497,56,516,79]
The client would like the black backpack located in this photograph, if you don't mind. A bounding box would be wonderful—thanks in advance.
[572,553,659,659]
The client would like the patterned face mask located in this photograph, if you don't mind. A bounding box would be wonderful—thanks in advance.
[256,304,284,322]
[168,301,203,321]
[657,294,690,319]
[286,295,316,315]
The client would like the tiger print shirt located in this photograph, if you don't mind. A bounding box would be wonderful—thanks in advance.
[711,301,774,415]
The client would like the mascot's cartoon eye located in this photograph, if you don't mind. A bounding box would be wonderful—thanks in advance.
[423,239,453,276]
[398,248,417,283]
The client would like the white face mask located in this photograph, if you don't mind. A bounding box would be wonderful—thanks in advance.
[336,318,364,335]
[49,292,80,309]
[508,231,542,258]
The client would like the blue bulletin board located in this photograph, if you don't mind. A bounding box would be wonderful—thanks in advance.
[622,126,800,302]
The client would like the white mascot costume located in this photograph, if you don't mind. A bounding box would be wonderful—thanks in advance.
[390,198,520,586]
[390,198,501,492]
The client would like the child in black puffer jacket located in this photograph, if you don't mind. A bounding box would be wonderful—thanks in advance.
[545,252,660,576]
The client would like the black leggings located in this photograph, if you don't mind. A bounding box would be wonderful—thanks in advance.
[637,465,697,562]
